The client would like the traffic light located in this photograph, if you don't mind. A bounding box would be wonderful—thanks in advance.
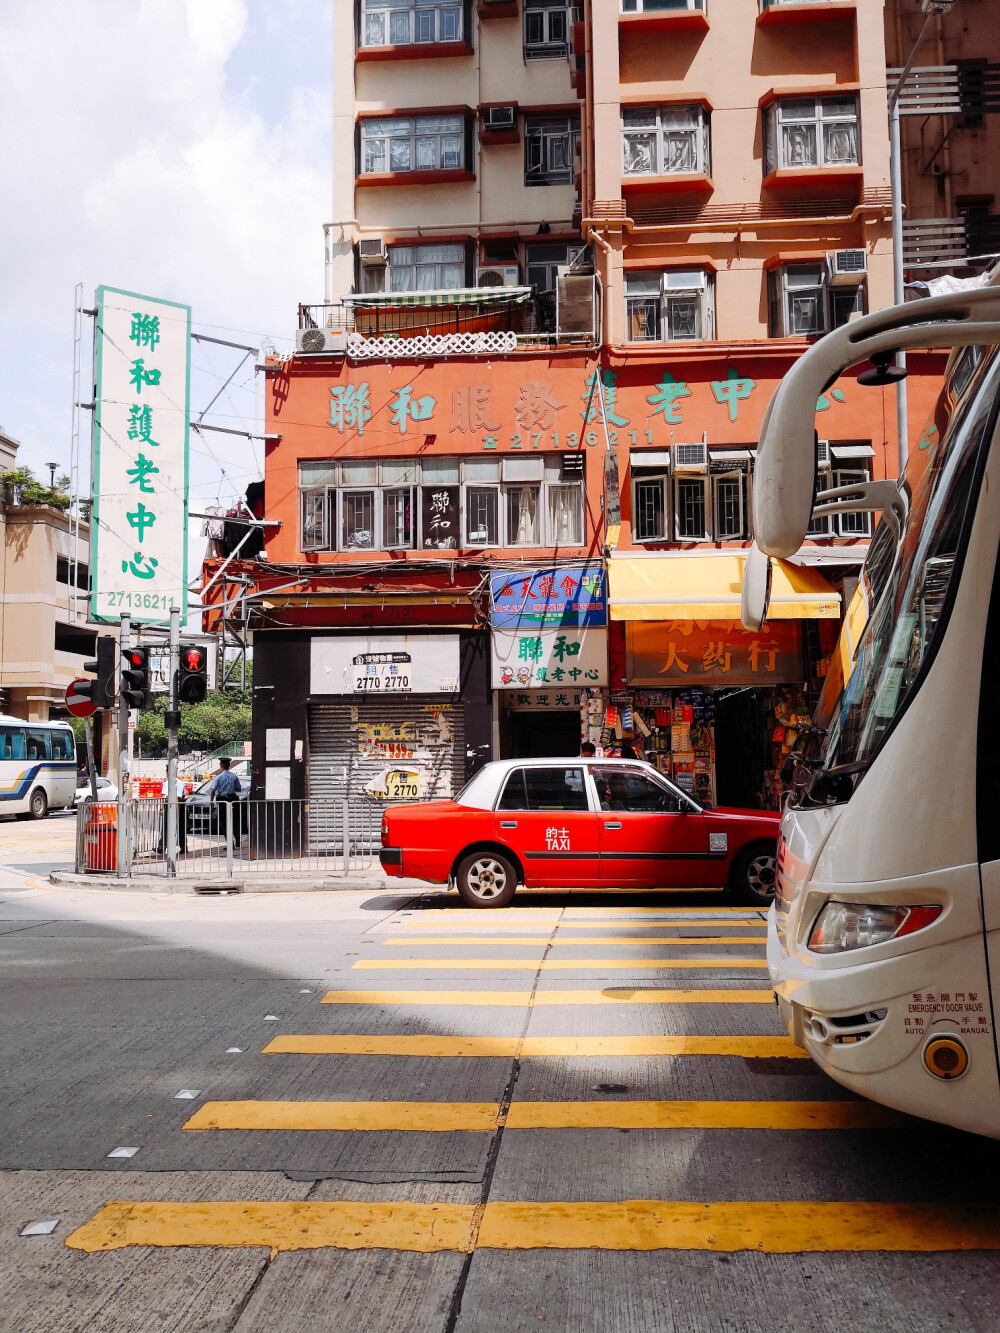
[80,636,117,710]
[177,645,209,703]
[121,645,152,711]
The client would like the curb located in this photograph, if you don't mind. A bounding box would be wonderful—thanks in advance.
[47,871,435,896]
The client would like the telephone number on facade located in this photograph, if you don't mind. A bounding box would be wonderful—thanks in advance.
[102,592,171,610]
[354,675,411,692]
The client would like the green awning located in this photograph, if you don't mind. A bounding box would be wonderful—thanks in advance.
[342,286,533,308]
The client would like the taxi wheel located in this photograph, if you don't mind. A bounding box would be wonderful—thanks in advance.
[731,843,777,905]
[456,851,518,908]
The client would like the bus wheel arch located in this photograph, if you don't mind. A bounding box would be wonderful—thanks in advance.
[22,787,49,821]
[730,839,777,905]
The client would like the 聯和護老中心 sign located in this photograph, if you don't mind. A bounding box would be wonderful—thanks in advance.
[91,286,190,625]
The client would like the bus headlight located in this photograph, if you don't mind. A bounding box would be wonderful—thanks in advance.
[808,902,942,953]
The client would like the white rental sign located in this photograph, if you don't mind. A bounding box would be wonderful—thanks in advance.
[311,635,461,695]
[91,285,190,625]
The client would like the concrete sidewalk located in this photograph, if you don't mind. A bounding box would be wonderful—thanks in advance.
[48,870,436,895]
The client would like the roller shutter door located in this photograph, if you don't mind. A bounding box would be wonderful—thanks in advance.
[307,697,465,823]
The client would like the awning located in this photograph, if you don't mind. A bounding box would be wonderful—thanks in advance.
[342,287,533,307]
[608,553,841,620]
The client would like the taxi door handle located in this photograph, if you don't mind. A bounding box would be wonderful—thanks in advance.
[604,821,622,830]
[500,820,518,829]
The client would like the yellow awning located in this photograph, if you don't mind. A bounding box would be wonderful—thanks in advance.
[608,553,841,621]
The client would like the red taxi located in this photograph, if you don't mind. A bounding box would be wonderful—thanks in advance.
[380,758,780,908]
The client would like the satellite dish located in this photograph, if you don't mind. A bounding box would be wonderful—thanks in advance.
[741,543,772,632]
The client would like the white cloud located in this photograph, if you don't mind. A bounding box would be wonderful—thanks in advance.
[0,0,329,490]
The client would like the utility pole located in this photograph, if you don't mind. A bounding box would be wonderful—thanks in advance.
[165,606,181,878]
[116,614,130,876]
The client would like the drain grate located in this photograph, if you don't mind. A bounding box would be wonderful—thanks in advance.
[592,1083,629,1094]
[194,883,243,895]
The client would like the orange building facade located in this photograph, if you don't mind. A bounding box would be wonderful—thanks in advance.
[208,1,953,815]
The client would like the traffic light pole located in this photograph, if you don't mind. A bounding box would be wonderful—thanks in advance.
[165,606,180,879]
[117,614,131,876]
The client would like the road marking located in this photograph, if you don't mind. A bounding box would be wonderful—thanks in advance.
[381,935,767,947]
[66,1199,1000,1254]
[182,1099,899,1133]
[401,920,766,931]
[262,1034,806,1058]
[320,989,775,1005]
[352,957,770,971]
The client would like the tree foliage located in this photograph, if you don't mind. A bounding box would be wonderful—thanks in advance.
[136,683,252,757]
[2,465,71,511]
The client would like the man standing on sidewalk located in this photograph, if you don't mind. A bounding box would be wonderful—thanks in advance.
[209,758,243,841]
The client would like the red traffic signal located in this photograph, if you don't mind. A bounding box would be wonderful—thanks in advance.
[121,645,151,711]
[178,644,209,703]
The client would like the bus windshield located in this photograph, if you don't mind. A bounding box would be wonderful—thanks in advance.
[816,346,1000,776]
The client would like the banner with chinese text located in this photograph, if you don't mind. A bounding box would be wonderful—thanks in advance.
[627,621,802,686]
[490,565,607,629]
[492,627,608,689]
[91,286,190,624]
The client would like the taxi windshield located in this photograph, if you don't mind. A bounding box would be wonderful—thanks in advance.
[817,345,1000,775]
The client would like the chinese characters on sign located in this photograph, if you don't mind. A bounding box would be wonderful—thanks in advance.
[627,621,802,686]
[92,286,190,623]
[491,626,608,689]
[489,566,607,629]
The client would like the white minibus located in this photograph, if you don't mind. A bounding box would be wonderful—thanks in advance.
[0,715,77,819]
[743,278,1000,1137]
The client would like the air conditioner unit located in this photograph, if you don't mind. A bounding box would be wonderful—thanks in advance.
[673,442,709,472]
[359,239,389,266]
[827,249,867,284]
[296,327,348,355]
[484,105,516,131]
[565,244,593,272]
[816,439,832,470]
[476,265,521,287]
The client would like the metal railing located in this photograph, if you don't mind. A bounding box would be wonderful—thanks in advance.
[298,296,567,343]
[75,799,381,881]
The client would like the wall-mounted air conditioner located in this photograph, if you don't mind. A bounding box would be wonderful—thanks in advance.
[359,239,389,266]
[816,439,832,470]
[296,327,348,355]
[484,105,516,131]
[476,265,521,287]
[673,442,709,472]
[827,249,867,285]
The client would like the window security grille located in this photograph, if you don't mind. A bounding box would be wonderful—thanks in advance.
[525,117,578,186]
[524,0,570,58]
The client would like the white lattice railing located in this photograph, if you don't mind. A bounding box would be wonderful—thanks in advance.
[347,330,519,360]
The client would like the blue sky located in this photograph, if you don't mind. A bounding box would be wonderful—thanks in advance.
[0,0,331,574]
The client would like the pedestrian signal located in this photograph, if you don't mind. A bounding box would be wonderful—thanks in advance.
[80,636,117,710]
[178,645,209,703]
[121,645,152,711]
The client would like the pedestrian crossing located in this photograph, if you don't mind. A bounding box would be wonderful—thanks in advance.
[65,898,995,1267]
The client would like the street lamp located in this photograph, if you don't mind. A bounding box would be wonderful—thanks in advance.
[888,0,957,474]
[46,461,57,489]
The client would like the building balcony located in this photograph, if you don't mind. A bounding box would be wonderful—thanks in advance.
[757,0,856,26]
[903,216,1000,273]
[296,283,597,358]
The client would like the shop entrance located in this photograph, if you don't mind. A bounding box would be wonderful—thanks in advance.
[507,710,581,759]
[714,688,770,810]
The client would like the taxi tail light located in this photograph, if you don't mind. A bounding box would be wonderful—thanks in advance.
[808,902,942,954]
[381,818,389,847]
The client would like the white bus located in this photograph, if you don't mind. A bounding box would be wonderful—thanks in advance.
[0,716,77,819]
[743,278,1000,1137]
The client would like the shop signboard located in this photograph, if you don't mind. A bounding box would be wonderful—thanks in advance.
[504,689,585,710]
[91,285,190,625]
[492,626,607,689]
[627,620,802,687]
[490,566,607,629]
[311,635,460,695]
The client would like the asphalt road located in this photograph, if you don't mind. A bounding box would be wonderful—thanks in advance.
[2,817,1000,1331]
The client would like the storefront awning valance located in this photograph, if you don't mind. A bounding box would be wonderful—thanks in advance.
[608,553,841,621]
[342,287,533,308]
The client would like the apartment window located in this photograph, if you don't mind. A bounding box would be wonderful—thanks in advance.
[386,243,465,292]
[768,264,866,337]
[621,0,706,11]
[712,473,746,540]
[806,464,873,538]
[765,96,859,174]
[674,476,708,540]
[622,105,710,177]
[524,0,570,58]
[632,470,669,542]
[525,117,578,186]
[360,0,463,48]
[300,456,583,552]
[625,269,714,341]
[525,243,569,292]
[56,556,89,589]
[360,115,465,175]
